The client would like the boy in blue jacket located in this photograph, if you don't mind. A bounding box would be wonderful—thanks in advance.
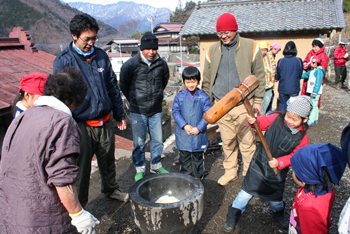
[172,67,212,179]
[301,56,325,126]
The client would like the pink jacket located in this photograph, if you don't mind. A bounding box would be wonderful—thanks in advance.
[303,47,329,72]
[334,45,348,66]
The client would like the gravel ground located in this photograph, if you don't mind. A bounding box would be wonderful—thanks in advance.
[86,82,350,234]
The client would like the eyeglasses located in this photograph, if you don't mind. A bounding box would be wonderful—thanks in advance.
[79,35,99,44]
[216,31,233,37]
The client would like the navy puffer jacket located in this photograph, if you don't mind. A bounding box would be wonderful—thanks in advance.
[53,42,125,122]
[120,51,169,116]
[276,55,303,94]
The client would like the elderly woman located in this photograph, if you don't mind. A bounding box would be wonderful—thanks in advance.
[0,67,99,233]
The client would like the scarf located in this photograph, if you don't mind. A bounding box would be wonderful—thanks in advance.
[72,41,95,57]
[34,96,72,116]
[291,143,347,196]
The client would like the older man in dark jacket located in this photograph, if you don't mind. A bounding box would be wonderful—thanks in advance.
[120,32,169,181]
[53,13,128,207]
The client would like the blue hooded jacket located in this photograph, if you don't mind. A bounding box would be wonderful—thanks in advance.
[172,89,212,152]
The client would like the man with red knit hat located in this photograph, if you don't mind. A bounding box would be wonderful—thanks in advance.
[202,12,265,186]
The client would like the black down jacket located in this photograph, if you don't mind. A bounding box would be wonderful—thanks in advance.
[120,51,169,116]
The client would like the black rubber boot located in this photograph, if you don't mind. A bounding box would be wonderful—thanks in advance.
[223,206,242,233]
[272,209,289,229]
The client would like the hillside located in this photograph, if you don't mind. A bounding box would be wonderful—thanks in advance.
[0,0,118,55]
[67,1,172,36]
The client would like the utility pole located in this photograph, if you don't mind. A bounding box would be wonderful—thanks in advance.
[119,42,122,63]
[147,16,155,33]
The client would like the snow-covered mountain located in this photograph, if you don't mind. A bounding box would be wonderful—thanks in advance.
[67,1,172,33]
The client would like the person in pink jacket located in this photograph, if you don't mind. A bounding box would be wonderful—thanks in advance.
[301,38,329,108]
[333,38,349,89]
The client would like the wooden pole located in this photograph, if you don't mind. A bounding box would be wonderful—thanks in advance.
[243,98,278,175]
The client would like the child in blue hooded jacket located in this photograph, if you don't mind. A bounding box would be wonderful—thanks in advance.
[172,66,212,179]
[301,56,325,126]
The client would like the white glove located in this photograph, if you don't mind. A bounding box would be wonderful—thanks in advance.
[70,209,100,234]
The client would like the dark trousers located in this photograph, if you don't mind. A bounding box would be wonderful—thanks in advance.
[335,65,347,85]
[76,119,119,207]
[278,93,298,112]
[179,150,204,178]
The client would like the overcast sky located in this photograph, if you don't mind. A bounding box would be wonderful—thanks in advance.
[61,0,199,11]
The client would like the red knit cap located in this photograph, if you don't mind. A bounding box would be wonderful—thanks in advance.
[216,13,238,32]
[19,72,48,95]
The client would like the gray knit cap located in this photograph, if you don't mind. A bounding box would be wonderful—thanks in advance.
[286,95,313,118]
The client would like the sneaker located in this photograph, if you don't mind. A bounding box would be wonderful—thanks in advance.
[218,174,238,186]
[106,189,129,202]
[150,167,169,174]
[135,172,144,182]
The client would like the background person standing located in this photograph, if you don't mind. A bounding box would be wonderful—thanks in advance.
[302,38,329,108]
[202,12,265,186]
[334,38,349,89]
[53,13,128,208]
[275,41,303,112]
[267,42,281,113]
[259,41,273,115]
[120,32,170,182]
[172,66,212,180]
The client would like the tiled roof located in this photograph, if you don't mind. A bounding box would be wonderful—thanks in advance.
[181,0,346,36]
[0,27,55,115]
[154,23,183,33]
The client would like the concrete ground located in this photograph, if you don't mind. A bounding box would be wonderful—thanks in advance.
[86,81,350,234]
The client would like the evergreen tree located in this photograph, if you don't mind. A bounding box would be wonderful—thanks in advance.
[170,1,196,24]
[344,0,350,13]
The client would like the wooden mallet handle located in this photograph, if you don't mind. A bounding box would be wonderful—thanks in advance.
[243,99,278,175]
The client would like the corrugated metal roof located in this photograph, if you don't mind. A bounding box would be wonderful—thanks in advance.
[181,0,346,36]
[154,23,183,33]
[0,27,55,115]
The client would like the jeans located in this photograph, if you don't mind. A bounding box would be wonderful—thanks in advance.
[278,93,298,112]
[130,112,163,173]
[261,89,273,115]
[309,95,320,124]
[266,90,275,114]
[232,189,284,212]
